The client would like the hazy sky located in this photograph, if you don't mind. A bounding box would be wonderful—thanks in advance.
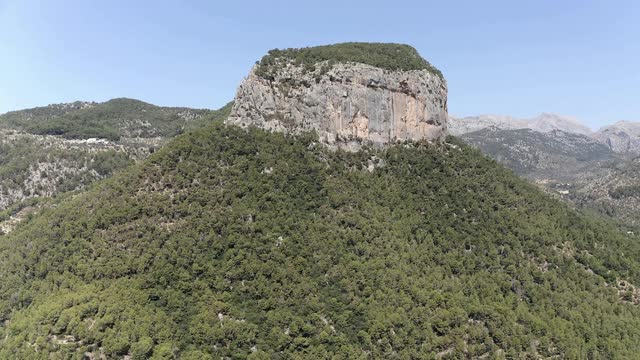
[1,0,638,128]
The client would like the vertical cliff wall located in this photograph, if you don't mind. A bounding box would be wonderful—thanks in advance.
[226,45,447,148]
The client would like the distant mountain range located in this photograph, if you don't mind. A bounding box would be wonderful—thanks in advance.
[450,113,640,155]
[451,113,640,227]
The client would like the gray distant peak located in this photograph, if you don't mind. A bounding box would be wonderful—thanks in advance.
[526,113,593,136]
[451,112,640,154]
[449,112,592,136]
[594,120,640,154]
[448,114,526,135]
[599,120,640,134]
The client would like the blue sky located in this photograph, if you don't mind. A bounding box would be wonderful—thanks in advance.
[1,0,638,128]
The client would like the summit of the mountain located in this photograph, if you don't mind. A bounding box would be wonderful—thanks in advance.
[226,43,448,148]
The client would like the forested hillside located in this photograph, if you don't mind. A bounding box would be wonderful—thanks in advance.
[459,127,640,227]
[0,98,213,141]
[1,121,639,358]
[0,102,231,224]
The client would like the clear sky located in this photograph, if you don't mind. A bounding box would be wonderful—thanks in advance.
[1,0,638,128]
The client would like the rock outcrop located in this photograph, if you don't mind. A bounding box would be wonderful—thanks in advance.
[227,56,447,148]
[595,121,640,155]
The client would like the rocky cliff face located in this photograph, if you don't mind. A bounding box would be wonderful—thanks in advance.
[227,61,448,148]
[595,121,640,155]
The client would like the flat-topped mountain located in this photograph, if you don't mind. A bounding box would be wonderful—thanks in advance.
[227,43,448,148]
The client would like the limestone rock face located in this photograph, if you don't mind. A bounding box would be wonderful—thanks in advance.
[226,62,448,148]
[595,121,640,155]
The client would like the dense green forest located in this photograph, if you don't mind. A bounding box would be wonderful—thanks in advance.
[255,42,443,81]
[0,98,215,141]
[0,120,639,359]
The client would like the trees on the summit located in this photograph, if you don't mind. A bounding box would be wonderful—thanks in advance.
[255,42,444,80]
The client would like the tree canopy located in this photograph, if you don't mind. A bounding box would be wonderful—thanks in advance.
[256,42,444,81]
[0,122,639,358]
[0,98,216,141]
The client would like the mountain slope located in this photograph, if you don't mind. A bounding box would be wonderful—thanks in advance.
[573,156,640,226]
[458,127,640,226]
[0,101,231,220]
[0,98,212,141]
[1,122,640,358]
[459,127,615,178]
[451,114,640,157]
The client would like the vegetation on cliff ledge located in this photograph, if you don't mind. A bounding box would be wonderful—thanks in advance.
[255,42,444,81]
